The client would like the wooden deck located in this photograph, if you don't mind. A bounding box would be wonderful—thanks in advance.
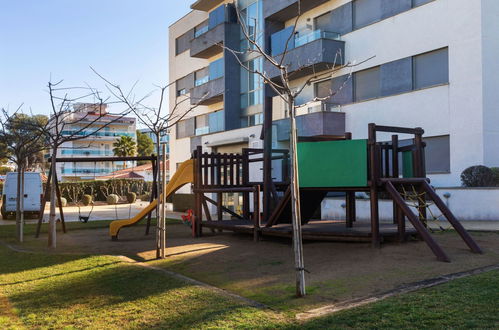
[202,220,417,242]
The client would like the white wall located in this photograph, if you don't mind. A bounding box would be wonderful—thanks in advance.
[322,188,499,221]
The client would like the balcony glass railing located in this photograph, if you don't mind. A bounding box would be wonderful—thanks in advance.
[294,30,341,48]
[61,150,114,156]
[61,130,135,138]
[61,168,113,175]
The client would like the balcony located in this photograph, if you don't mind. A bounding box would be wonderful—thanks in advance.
[266,29,345,81]
[264,0,330,22]
[190,77,224,106]
[190,4,237,59]
[60,130,135,140]
[61,149,113,157]
[274,109,346,142]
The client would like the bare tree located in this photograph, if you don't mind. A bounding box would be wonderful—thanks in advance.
[36,79,129,248]
[92,68,208,258]
[0,106,48,242]
[221,1,373,296]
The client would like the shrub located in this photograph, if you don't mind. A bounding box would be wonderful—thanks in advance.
[490,167,499,186]
[139,193,151,201]
[57,197,67,207]
[461,165,495,187]
[106,194,119,205]
[126,192,137,204]
[82,194,93,206]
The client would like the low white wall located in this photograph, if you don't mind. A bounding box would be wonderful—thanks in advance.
[322,188,499,221]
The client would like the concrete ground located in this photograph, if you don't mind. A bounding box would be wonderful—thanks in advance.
[0,201,181,225]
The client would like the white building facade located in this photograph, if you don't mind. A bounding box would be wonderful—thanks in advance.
[56,103,137,181]
[169,0,499,188]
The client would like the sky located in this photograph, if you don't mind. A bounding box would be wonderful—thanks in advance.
[0,0,192,120]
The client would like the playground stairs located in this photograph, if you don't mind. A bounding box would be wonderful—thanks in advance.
[382,178,483,262]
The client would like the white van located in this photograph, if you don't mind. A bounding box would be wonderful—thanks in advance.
[1,172,43,219]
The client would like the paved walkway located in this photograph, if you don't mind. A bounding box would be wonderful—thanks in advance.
[0,201,183,225]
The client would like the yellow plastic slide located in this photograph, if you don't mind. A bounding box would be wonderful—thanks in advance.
[109,159,194,239]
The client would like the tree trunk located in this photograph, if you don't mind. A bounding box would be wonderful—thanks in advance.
[288,97,306,297]
[48,150,57,248]
[15,163,24,242]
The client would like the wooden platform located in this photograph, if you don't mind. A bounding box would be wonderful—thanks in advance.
[202,220,417,242]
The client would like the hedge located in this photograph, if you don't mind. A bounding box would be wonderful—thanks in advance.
[58,179,153,203]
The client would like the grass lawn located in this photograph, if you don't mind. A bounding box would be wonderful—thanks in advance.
[1,223,498,328]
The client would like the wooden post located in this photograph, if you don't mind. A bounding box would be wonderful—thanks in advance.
[145,156,156,235]
[414,128,427,224]
[253,185,261,242]
[368,123,380,248]
[344,133,356,228]
[194,146,203,237]
[242,149,250,219]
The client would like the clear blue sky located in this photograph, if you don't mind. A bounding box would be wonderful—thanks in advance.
[0,0,192,118]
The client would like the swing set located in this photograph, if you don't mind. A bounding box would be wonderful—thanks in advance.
[35,155,159,238]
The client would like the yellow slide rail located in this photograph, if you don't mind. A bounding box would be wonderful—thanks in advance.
[109,159,194,239]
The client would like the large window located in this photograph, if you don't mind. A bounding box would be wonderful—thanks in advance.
[194,111,225,136]
[354,66,381,101]
[209,58,224,81]
[424,135,450,174]
[353,0,382,30]
[175,31,191,55]
[413,48,449,90]
[238,0,263,51]
[194,21,209,38]
[315,79,332,99]
[176,118,195,139]
[240,57,263,109]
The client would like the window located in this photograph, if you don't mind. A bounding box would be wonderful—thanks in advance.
[424,135,450,174]
[354,66,381,101]
[194,67,209,86]
[413,48,449,90]
[353,0,382,29]
[209,58,224,81]
[175,31,192,55]
[194,21,209,38]
[177,89,187,97]
[208,4,226,29]
[315,79,332,99]
[314,12,333,32]
[240,57,263,109]
[195,115,209,136]
[176,118,195,139]
[239,0,263,51]
[209,110,225,133]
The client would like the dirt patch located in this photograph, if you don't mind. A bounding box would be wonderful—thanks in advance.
[17,224,499,313]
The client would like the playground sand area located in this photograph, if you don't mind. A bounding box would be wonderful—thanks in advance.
[18,223,499,314]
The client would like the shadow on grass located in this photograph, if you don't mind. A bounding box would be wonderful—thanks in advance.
[3,257,285,329]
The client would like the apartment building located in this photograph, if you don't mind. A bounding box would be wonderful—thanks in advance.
[56,103,137,181]
[138,128,170,156]
[169,0,499,187]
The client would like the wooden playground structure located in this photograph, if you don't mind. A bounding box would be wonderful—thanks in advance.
[186,124,482,262]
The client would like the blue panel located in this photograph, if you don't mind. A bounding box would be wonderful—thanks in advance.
[271,26,295,56]
[209,58,225,80]
[209,5,226,29]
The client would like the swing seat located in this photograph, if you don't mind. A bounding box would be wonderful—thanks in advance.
[79,216,90,223]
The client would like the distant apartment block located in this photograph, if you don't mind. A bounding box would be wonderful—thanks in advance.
[138,128,170,156]
[56,103,137,181]
[169,0,499,187]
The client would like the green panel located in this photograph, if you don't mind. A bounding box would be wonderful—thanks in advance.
[297,140,368,188]
[402,151,414,178]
